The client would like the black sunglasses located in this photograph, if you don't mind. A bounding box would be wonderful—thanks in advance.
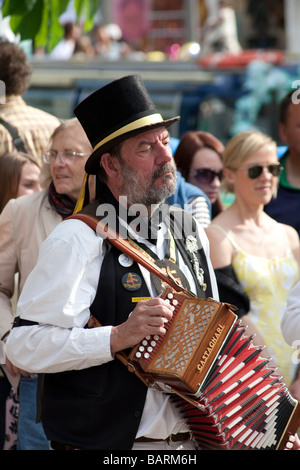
[190,168,223,184]
[247,164,282,179]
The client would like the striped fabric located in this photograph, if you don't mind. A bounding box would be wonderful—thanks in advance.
[187,196,211,228]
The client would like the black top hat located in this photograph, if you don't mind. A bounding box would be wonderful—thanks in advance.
[74,74,180,174]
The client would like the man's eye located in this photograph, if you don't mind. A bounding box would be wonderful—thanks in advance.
[140,146,151,153]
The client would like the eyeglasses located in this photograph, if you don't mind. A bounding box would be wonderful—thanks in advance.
[43,149,89,165]
[190,168,223,184]
[246,163,282,179]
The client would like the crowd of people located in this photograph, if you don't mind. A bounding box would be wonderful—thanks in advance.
[44,22,136,62]
[1,39,300,451]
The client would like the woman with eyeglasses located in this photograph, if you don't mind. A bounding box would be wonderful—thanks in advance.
[205,130,300,399]
[173,130,225,220]
[0,118,92,450]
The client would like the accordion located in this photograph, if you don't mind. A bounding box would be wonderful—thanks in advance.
[127,288,300,450]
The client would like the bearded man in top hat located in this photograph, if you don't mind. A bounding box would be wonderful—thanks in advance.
[6,75,220,451]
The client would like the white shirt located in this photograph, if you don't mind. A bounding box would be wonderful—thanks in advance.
[6,216,218,439]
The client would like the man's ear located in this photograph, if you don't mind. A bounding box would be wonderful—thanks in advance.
[101,153,120,179]
[223,167,235,185]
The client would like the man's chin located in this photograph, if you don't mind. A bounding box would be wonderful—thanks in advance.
[151,182,176,203]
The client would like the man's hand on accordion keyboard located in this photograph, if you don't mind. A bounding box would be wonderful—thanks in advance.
[110,297,173,356]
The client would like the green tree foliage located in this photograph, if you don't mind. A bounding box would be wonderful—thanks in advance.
[2,0,99,51]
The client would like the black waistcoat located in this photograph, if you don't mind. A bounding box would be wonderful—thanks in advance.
[40,198,213,450]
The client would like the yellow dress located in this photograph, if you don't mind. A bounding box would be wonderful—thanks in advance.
[214,225,299,385]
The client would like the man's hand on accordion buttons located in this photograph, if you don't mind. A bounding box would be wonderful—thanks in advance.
[110,297,174,355]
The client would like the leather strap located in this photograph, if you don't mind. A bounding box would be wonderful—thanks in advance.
[0,117,27,153]
[69,213,195,298]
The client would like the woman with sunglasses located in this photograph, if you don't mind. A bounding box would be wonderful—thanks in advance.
[173,130,224,219]
[206,130,300,399]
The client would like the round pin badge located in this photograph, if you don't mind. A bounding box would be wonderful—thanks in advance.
[118,253,134,267]
[122,272,143,291]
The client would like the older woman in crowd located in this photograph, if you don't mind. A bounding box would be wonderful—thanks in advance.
[0,118,92,449]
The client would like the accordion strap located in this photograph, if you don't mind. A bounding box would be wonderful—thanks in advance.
[70,213,202,400]
[69,212,195,297]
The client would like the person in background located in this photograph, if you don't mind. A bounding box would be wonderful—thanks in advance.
[0,152,41,213]
[282,280,300,359]
[264,89,300,237]
[49,22,81,60]
[0,118,92,450]
[0,40,60,163]
[200,0,242,56]
[173,130,224,219]
[205,130,300,400]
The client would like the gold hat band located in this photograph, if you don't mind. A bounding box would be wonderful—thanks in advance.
[93,113,163,152]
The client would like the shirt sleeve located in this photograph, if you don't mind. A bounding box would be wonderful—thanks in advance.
[6,220,114,373]
[281,280,300,347]
[187,196,211,228]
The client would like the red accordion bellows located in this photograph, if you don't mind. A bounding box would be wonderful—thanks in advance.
[127,288,300,450]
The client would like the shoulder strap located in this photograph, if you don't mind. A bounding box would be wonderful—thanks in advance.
[210,223,241,251]
[68,212,195,298]
[0,117,27,153]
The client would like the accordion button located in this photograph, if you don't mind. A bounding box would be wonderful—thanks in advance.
[167,293,173,299]
[151,341,156,347]
[144,353,150,359]
[154,335,159,341]
[139,346,145,352]
[135,352,141,358]
[147,347,153,352]
[142,340,148,346]
[172,299,178,306]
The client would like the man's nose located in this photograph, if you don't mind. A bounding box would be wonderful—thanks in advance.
[154,141,173,165]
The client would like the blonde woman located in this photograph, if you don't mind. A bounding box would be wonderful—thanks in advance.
[205,130,300,399]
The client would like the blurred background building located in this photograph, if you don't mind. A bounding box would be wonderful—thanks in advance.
[2,0,300,145]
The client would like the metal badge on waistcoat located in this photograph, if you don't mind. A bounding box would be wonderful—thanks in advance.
[118,253,134,267]
[185,235,207,291]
